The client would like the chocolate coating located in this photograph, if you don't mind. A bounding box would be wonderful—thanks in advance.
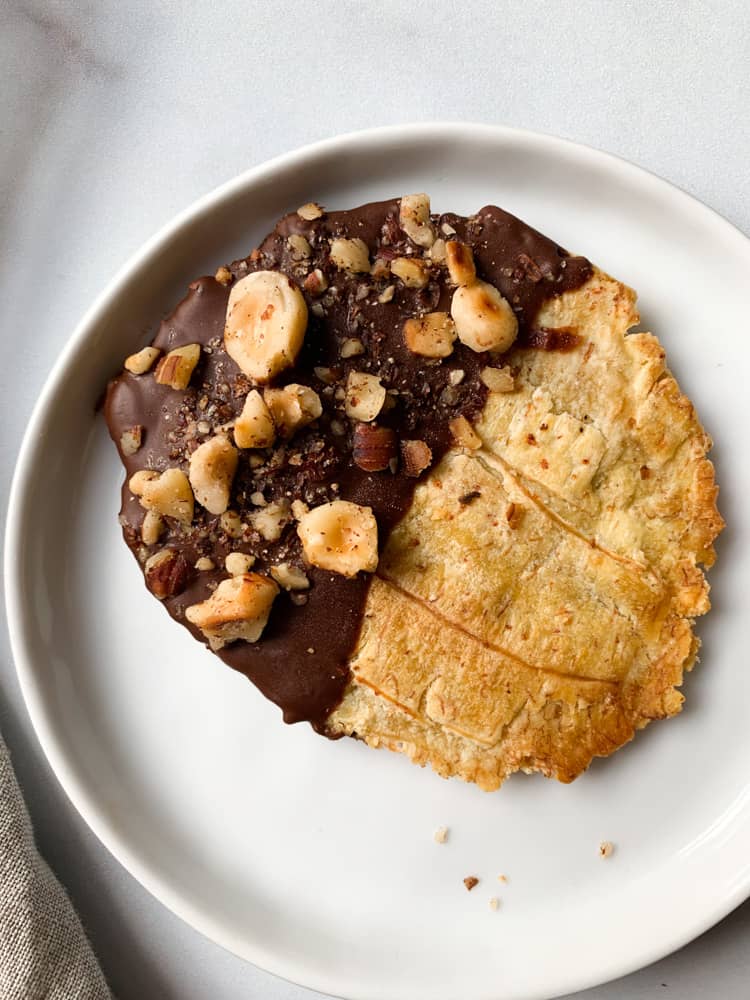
[105,198,592,729]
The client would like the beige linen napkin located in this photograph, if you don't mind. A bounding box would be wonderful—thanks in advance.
[0,734,113,1000]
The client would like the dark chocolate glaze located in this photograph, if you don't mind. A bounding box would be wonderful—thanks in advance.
[105,199,592,730]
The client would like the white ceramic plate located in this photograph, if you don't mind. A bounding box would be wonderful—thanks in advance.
[5,124,750,1000]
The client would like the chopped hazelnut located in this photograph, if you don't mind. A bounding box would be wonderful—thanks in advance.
[451,280,518,353]
[141,510,164,545]
[353,424,398,472]
[129,467,194,524]
[463,876,479,892]
[195,556,215,571]
[481,366,515,392]
[219,509,243,538]
[144,548,189,600]
[270,562,310,590]
[403,312,456,358]
[377,284,396,304]
[303,268,328,297]
[225,551,256,576]
[433,826,449,844]
[489,897,500,911]
[291,499,309,520]
[370,258,391,281]
[429,238,447,263]
[449,415,481,451]
[234,389,276,449]
[224,270,308,383]
[185,573,279,650]
[329,237,370,274]
[124,346,160,375]
[340,337,365,359]
[599,841,615,859]
[400,439,432,477]
[399,193,435,248]
[345,371,386,422]
[449,369,465,386]
[214,266,232,286]
[287,234,311,259]
[264,383,322,438]
[154,344,201,390]
[445,241,477,286]
[390,257,430,289]
[250,499,290,542]
[120,425,143,457]
[188,435,239,515]
[297,500,378,577]
[297,202,323,221]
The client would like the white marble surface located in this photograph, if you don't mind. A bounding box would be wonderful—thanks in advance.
[1,2,749,998]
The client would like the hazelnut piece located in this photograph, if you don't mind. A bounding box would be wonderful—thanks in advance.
[154,344,201,390]
[270,562,310,590]
[353,424,398,472]
[144,548,190,599]
[403,312,456,358]
[345,371,386,422]
[264,384,322,438]
[329,237,371,274]
[124,346,160,375]
[297,500,378,577]
[390,257,430,289]
[234,390,276,449]
[400,439,433,477]
[449,415,482,450]
[445,241,477,286]
[297,202,323,221]
[224,270,308,383]
[185,573,279,650]
[129,468,194,524]
[188,435,238,515]
[451,281,518,353]
[399,193,435,248]
[480,366,515,392]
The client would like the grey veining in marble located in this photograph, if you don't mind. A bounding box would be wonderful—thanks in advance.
[2,2,749,998]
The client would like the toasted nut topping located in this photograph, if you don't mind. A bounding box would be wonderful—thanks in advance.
[120,425,143,456]
[224,270,308,383]
[445,241,477,286]
[371,258,391,281]
[429,238,447,263]
[141,510,164,545]
[451,280,518,353]
[145,548,190,600]
[291,499,310,521]
[390,257,430,289]
[345,372,386,422]
[250,499,290,542]
[129,468,194,524]
[353,424,398,472]
[186,573,279,650]
[481,366,515,392]
[377,284,396,304]
[340,337,365,359]
[297,202,323,221]
[214,266,232,286]
[225,551,256,576]
[287,234,311,259]
[463,876,479,892]
[297,500,378,577]
[124,346,160,375]
[270,562,310,590]
[329,237,370,273]
[234,389,276,449]
[264,383,322,438]
[403,312,456,358]
[188,435,238,515]
[220,509,243,538]
[400,439,432,477]
[449,415,482,450]
[399,193,435,248]
[154,344,201,390]
[449,368,465,386]
[195,556,215,571]
[303,268,328,297]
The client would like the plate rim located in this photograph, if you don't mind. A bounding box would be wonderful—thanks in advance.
[5,121,750,1000]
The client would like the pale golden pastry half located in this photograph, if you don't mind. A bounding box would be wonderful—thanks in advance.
[327,268,723,790]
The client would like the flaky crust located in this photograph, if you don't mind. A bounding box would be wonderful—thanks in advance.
[326,268,723,790]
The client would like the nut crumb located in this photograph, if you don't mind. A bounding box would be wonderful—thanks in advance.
[214,266,232,286]
[599,840,615,859]
[497,874,508,884]
[463,876,479,892]
[433,826,449,844]
[488,897,500,911]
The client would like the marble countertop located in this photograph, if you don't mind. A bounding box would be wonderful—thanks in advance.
[2,2,749,998]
